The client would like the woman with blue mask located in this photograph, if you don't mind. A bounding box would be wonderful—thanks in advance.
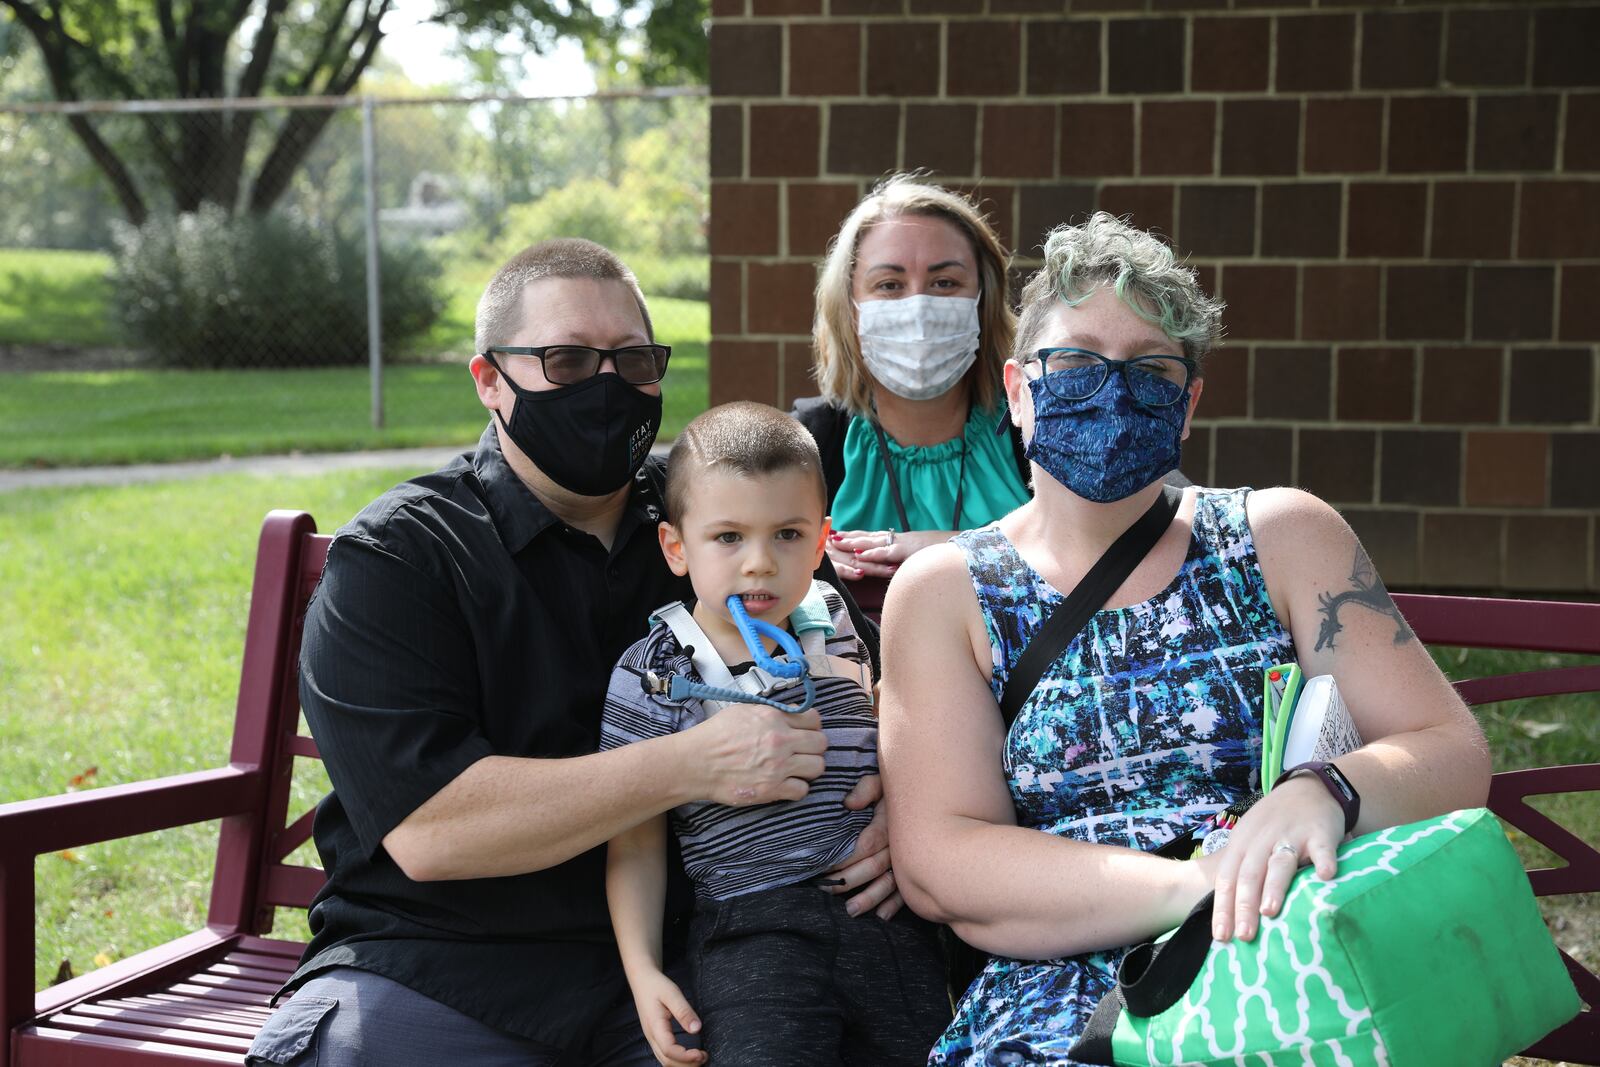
[791,177,1032,599]
[876,213,1490,1064]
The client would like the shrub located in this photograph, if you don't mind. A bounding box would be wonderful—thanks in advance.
[110,206,445,368]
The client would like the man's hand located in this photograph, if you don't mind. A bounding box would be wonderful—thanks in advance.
[689,704,828,806]
[821,774,903,920]
[628,969,704,1067]
[1207,776,1343,943]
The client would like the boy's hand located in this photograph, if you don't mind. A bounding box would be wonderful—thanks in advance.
[691,704,827,806]
[821,775,904,920]
[630,970,705,1067]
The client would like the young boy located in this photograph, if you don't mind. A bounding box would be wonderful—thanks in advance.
[600,402,950,1067]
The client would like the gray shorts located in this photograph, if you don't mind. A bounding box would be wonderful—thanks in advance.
[246,966,687,1066]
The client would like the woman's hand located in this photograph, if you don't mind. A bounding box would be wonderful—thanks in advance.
[820,774,904,919]
[629,969,705,1067]
[1207,775,1343,943]
[826,529,955,580]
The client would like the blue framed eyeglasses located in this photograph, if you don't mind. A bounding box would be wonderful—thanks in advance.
[1023,348,1196,408]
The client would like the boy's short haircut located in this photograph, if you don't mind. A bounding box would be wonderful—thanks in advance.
[665,402,828,525]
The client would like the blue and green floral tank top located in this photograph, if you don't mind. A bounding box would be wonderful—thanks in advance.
[930,487,1294,1066]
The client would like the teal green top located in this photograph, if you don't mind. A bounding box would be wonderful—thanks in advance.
[832,405,1031,532]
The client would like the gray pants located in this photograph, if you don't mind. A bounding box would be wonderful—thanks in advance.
[246,966,676,1066]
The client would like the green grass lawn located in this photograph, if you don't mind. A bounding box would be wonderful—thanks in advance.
[3,469,1596,992]
[0,297,709,468]
[0,249,116,347]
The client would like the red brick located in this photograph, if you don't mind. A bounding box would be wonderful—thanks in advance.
[751,0,819,13]
[1026,20,1101,96]
[1276,14,1355,93]
[1533,7,1600,88]
[1429,182,1514,261]
[1018,185,1097,259]
[994,0,1066,11]
[711,339,779,406]
[1418,512,1500,588]
[1220,265,1296,342]
[1504,516,1590,592]
[827,104,900,178]
[1385,266,1468,342]
[1508,348,1593,424]
[1221,100,1299,177]
[1255,347,1331,420]
[710,24,782,96]
[832,0,898,12]
[1344,508,1421,586]
[711,104,743,179]
[1140,101,1215,178]
[1299,428,1375,504]
[1552,433,1600,508]
[1475,95,1559,173]
[1304,98,1383,174]
[1560,266,1600,341]
[1420,347,1503,425]
[749,105,820,178]
[1387,97,1469,174]
[1445,8,1529,88]
[1096,184,1174,243]
[1563,93,1600,172]
[780,340,818,410]
[788,183,862,258]
[1472,267,1554,343]
[1337,347,1415,422]
[1260,184,1341,259]
[1383,430,1462,507]
[1198,346,1248,417]
[1108,18,1185,94]
[1178,185,1256,258]
[905,104,976,178]
[1191,17,1269,93]
[788,23,860,97]
[711,260,742,335]
[1180,424,1212,485]
[1518,181,1600,260]
[1302,266,1380,342]
[710,182,779,257]
[948,22,1021,97]
[710,0,744,15]
[981,104,1056,180]
[748,264,815,338]
[1360,11,1441,90]
[1346,182,1426,259]
[1061,103,1134,178]
[951,183,1017,256]
[866,23,940,97]
[1215,426,1293,489]
[1465,432,1548,507]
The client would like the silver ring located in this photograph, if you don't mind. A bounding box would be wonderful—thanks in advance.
[886,529,895,546]
[1273,841,1297,858]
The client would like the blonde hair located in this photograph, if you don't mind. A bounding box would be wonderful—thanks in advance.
[812,176,1014,418]
[1015,212,1224,368]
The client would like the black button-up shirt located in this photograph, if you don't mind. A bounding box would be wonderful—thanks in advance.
[283,423,876,1056]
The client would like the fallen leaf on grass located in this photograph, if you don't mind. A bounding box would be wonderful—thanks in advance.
[56,849,80,863]
[93,953,113,968]
[66,765,99,790]
[1515,720,1565,739]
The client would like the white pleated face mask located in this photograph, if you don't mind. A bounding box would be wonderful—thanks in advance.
[855,294,981,401]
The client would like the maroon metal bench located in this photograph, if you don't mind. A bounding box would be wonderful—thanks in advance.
[1,514,1595,1065]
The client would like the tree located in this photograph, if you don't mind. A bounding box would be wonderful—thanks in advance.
[0,0,707,225]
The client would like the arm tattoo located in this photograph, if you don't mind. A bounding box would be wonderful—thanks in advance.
[1314,545,1416,653]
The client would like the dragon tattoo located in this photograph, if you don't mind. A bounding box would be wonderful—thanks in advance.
[1314,545,1415,653]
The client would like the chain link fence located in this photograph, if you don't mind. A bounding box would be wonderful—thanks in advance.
[0,88,709,467]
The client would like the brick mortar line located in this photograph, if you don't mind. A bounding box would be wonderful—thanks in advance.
[718,88,1600,104]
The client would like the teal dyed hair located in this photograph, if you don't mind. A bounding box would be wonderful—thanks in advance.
[1014,212,1224,368]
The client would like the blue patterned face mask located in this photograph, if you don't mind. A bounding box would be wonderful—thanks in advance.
[1024,364,1189,503]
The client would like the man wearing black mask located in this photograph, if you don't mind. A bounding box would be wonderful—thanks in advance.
[247,239,896,1065]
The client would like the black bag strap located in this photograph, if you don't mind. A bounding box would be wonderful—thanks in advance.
[998,484,1183,728]
[1068,891,1217,1063]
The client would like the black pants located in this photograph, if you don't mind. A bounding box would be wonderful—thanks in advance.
[688,883,952,1067]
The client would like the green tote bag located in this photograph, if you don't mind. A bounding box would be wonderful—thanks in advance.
[1070,808,1580,1067]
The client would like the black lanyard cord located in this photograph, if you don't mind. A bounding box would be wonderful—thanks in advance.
[871,417,968,534]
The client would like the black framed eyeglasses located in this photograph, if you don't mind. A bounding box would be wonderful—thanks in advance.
[483,344,672,386]
[1023,347,1196,408]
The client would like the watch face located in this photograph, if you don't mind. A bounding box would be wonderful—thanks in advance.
[1324,764,1356,803]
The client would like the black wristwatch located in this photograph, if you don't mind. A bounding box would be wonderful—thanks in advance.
[1274,760,1361,835]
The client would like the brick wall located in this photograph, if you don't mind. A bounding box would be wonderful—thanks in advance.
[707,0,1600,595]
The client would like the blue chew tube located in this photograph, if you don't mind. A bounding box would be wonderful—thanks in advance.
[664,597,816,713]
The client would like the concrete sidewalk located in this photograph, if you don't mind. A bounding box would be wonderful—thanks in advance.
[0,442,675,494]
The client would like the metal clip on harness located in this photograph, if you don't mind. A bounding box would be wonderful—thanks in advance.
[642,595,815,713]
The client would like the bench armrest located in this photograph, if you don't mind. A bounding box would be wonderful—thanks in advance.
[0,766,261,860]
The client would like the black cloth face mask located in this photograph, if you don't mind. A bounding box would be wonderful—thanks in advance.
[488,356,662,497]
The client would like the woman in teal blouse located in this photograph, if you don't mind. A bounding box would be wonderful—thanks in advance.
[792,176,1030,584]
